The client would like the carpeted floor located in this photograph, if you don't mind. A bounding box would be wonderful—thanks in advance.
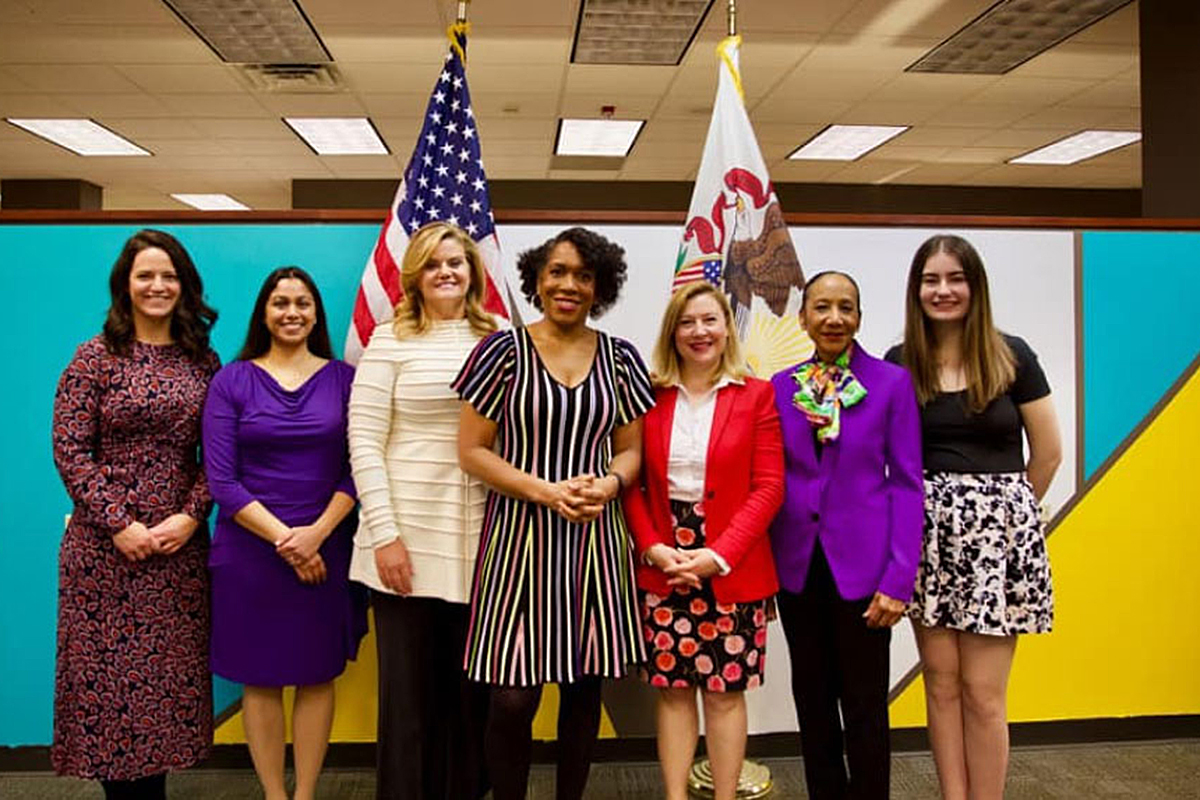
[4,740,1197,798]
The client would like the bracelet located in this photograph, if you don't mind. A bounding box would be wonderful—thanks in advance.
[605,471,625,492]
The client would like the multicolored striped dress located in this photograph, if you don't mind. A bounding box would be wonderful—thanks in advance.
[453,327,655,687]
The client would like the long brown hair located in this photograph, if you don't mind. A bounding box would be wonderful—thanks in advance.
[236,267,333,361]
[899,234,1014,412]
[392,222,497,339]
[651,282,748,388]
[102,229,217,361]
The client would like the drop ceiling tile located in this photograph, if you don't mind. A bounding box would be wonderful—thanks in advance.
[546,170,621,180]
[895,126,988,146]
[924,103,1031,128]
[936,146,1022,164]
[359,93,434,118]
[559,93,660,118]
[470,63,564,94]
[1060,78,1139,108]
[253,93,368,116]
[479,155,549,179]
[768,159,846,183]
[796,35,941,73]
[565,64,673,96]
[322,32,449,64]
[766,67,896,104]
[319,155,404,177]
[890,162,991,185]
[868,72,998,104]
[469,29,573,64]
[1068,2,1138,46]
[476,138,553,157]
[822,158,921,184]
[115,64,244,94]
[468,92,560,118]
[737,0,849,34]
[616,154,699,179]
[968,76,1097,106]
[475,118,561,140]
[751,97,854,125]
[469,0,576,28]
[1010,44,1137,80]
[159,93,267,117]
[219,138,313,157]
[19,0,178,25]
[191,118,291,140]
[95,118,204,139]
[4,63,144,93]
[866,143,952,162]
[837,100,947,125]
[0,25,210,64]
[301,0,441,28]
[0,93,80,116]
[56,92,171,117]
[1010,104,1126,129]
[832,0,996,39]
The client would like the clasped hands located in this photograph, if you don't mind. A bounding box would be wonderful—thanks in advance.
[543,474,620,524]
[644,542,721,590]
[112,513,198,562]
[276,524,329,585]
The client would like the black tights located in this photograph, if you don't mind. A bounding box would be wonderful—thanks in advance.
[101,773,166,800]
[486,678,602,800]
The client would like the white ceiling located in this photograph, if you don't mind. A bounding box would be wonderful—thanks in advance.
[0,0,1141,210]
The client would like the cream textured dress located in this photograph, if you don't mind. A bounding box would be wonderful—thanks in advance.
[348,319,487,602]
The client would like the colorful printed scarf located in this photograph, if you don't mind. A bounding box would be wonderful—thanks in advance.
[791,347,867,443]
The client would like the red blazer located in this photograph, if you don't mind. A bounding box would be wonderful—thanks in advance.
[623,377,784,603]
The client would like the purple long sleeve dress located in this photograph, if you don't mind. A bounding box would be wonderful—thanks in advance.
[202,359,367,687]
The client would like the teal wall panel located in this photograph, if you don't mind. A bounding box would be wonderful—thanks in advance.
[0,223,376,746]
[1082,231,1200,477]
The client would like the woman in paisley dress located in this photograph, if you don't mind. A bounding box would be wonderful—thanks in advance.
[886,235,1061,800]
[51,229,219,800]
[454,227,655,800]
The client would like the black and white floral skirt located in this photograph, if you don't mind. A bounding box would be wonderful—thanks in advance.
[908,471,1053,636]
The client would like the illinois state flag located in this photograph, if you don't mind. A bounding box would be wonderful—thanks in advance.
[674,35,810,377]
[345,22,509,365]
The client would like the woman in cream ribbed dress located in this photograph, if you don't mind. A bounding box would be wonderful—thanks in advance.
[347,222,499,800]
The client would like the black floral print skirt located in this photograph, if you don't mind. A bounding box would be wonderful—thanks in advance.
[639,499,768,692]
[909,471,1054,636]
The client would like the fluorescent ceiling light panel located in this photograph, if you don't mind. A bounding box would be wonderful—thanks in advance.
[555,119,645,157]
[6,118,150,156]
[171,193,250,211]
[573,0,714,65]
[1009,130,1141,165]
[284,117,388,155]
[788,125,909,161]
[162,0,330,63]
[908,0,1134,75]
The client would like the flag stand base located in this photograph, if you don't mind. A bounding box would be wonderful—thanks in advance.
[687,757,773,798]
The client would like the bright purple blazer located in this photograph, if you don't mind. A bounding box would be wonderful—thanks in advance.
[769,343,924,602]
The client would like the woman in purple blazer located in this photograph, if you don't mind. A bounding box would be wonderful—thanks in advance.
[770,271,923,799]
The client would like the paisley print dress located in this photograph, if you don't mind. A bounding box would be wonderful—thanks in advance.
[51,337,219,780]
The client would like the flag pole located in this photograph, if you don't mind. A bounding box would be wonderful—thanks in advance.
[727,0,736,36]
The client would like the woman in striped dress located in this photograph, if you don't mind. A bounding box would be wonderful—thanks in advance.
[348,222,497,799]
[454,227,655,800]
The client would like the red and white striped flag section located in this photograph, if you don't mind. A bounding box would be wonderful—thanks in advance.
[344,22,510,364]
[674,35,810,377]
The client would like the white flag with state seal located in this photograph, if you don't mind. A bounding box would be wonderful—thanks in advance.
[674,34,811,377]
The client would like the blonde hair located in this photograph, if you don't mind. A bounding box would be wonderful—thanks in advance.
[651,282,748,388]
[392,222,498,340]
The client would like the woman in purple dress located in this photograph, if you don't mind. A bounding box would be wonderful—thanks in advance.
[52,229,218,800]
[203,267,366,800]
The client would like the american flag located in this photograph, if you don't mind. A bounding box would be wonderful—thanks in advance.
[345,23,509,364]
[671,257,723,291]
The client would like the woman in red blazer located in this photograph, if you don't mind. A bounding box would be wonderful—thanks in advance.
[624,281,784,800]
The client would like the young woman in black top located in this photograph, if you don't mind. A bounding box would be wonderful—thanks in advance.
[887,234,1062,800]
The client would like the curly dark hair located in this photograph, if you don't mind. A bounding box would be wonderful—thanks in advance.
[516,227,627,318]
[102,228,217,361]
[236,266,334,361]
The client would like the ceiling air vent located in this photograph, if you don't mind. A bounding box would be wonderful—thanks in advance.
[236,63,343,92]
[163,0,331,64]
[908,0,1133,75]
[572,0,715,65]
